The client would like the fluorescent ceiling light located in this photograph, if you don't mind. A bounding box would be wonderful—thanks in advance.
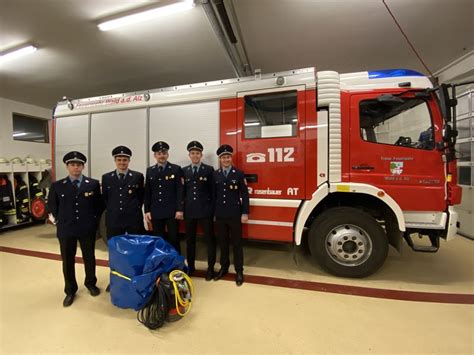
[244,122,260,127]
[98,0,194,31]
[0,45,37,64]
[13,132,27,137]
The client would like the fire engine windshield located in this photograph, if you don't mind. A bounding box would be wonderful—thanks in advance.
[359,98,434,150]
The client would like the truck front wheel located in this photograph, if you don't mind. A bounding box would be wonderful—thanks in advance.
[308,207,388,278]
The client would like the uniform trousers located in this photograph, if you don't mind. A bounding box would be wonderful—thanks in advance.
[215,216,243,272]
[185,217,216,270]
[152,218,181,253]
[58,234,97,295]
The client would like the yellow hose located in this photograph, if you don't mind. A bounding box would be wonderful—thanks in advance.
[169,270,194,317]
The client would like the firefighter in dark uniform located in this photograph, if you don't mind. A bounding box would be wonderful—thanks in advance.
[102,146,145,292]
[213,144,249,286]
[101,146,145,238]
[183,141,216,280]
[47,151,104,307]
[144,141,184,253]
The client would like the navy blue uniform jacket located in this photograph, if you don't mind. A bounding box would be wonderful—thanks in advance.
[48,177,104,238]
[101,169,144,229]
[183,163,214,219]
[144,162,184,219]
[213,167,249,218]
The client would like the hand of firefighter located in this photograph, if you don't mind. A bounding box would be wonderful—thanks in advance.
[145,212,152,223]
[241,214,248,223]
[48,213,57,225]
[175,211,184,220]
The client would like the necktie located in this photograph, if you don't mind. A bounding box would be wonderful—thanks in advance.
[223,170,228,178]
[119,173,125,180]
[158,166,163,173]
[193,166,198,177]
[72,180,79,189]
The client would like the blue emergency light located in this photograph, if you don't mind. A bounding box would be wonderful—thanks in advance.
[368,69,424,79]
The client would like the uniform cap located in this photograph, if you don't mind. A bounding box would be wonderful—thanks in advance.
[152,141,170,152]
[187,140,203,152]
[216,144,233,157]
[63,151,87,164]
[112,145,132,157]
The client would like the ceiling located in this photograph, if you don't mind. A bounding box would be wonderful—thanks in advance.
[0,0,472,109]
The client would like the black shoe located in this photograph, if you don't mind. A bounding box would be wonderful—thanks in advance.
[87,285,100,297]
[106,284,110,293]
[235,272,244,286]
[205,268,215,281]
[214,268,228,281]
[63,294,75,307]
[188,267,196,277]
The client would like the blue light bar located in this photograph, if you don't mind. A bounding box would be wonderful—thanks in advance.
[368,69,424,79]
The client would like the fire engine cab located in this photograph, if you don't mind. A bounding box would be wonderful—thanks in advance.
[53,67,461,278]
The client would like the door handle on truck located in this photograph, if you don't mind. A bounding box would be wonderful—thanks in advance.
[352,165,375,170]
[244,174,258,183]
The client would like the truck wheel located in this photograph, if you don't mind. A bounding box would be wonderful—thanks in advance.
[308,207,388,278]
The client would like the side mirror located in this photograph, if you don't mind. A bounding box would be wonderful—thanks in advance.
[443,124,458,145]
[438,84,457,122]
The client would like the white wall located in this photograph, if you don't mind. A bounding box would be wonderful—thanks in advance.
[0,98,52,161]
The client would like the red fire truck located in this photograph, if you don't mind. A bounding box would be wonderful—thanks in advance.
[53,67,461,277]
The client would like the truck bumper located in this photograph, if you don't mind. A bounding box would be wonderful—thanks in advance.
[446,206,458,241]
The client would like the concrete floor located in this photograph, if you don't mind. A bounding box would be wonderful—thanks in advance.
[0,224,473,354]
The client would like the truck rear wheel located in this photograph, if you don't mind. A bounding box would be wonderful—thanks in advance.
[308,207,388,278]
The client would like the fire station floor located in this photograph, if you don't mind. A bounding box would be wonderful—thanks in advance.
[0,224,473,354]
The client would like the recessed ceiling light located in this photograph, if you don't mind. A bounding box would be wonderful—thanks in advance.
[0,45,37,64]
[98,0,195,31]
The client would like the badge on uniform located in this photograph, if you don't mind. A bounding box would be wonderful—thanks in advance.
[165,176,169,180]
[229,185,234,190]
[203,177,207,181]
[128,189,133,194]
[171,174,175,179]
[85,191,94,197]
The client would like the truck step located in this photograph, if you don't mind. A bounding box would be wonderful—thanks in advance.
[403,233,439,253]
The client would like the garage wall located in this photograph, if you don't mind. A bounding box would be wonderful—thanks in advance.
[0,97,52,161]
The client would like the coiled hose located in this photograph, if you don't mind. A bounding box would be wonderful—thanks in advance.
[137,271,193,330]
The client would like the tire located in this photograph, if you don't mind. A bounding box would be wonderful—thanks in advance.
[308,207,388,278]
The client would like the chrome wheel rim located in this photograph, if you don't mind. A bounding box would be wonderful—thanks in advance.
[325,224,373,266]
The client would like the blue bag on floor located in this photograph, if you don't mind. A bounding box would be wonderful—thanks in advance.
[108,235,186,311]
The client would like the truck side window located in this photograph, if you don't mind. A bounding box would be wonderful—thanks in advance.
[359,98,434,150]
[244,90,297,139]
